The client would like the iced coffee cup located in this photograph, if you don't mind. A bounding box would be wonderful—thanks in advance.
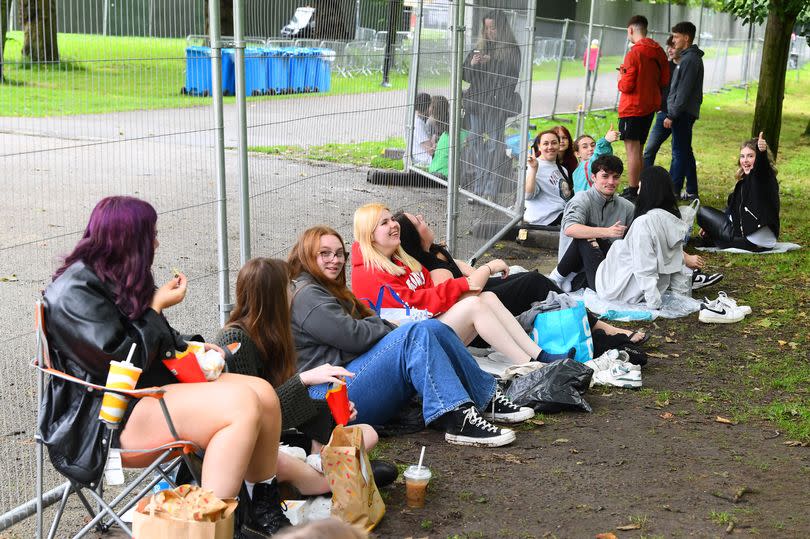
[98,360,142,425]
[403,465,432,508]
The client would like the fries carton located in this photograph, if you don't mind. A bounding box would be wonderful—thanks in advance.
[133,485,237,539]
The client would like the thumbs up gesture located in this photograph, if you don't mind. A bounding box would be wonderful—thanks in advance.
[757,131,767,152]
[605,123,620,143]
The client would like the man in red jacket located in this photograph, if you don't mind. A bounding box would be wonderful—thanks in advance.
[617,15,669,201]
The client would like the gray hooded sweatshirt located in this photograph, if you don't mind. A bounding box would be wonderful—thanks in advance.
[558,186,635,261]
[595,209,692,309]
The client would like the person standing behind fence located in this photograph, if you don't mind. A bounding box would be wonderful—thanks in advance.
[617,15,669,202]
[643,36,680,169]
[583,39,600,91]
[462,11,521,200]
[664,21,704,201]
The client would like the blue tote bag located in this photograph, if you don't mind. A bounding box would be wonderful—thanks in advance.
[530,301,593,363]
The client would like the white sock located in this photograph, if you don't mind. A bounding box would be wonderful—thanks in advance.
[561,272,577,293]
[548,268,566,287]
[244,475,276,499]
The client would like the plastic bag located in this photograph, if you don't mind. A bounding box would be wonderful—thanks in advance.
[571,289,701,320]
[504,359,593,413]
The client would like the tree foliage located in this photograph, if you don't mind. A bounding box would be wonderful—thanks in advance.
[719,0,810,156]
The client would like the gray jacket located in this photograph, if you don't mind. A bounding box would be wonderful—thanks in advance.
[595,209,692,309]
[666,45,704,121]
[290,272,394,372]
[558,187,635,261]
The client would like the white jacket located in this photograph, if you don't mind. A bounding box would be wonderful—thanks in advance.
[595,209,692,309]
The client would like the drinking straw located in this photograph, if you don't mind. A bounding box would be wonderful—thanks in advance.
[417,446,425,471]
[124,343,137,364]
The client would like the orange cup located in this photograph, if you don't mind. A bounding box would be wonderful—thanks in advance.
[98,361,142,425]
[325,380,351,426]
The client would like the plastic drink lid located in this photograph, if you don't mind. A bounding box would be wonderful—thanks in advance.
[403,466,431,481]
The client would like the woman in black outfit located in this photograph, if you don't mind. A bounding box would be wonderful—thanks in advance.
[697,132,780,252]
[392,211,650,346]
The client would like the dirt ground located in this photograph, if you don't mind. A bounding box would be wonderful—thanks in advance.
[369,241,810,539]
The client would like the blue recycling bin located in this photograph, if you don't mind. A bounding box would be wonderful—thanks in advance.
[221,48,236,95]
[288,48,309,93]
[302,49,319,92]
[268,49,291,94]
[184,46,212,96]
[313,48,333,93]
[244,47,269,96]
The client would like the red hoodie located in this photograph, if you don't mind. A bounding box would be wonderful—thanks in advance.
[350,242,470,316]
[618,37,669,118]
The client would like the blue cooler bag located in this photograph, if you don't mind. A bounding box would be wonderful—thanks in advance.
[530,301,593,363]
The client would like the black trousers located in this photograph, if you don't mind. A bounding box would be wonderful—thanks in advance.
[696,206,769,252]
[557,238,611,290]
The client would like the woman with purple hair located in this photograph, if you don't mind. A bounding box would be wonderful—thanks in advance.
[41,196,288,538]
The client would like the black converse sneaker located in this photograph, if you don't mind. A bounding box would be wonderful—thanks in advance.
[480,389,535,423]
[444,405,516,447]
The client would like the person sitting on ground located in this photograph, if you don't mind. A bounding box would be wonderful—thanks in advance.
[595,166,697,308]
[427,95,468,178]
[554,125,578,176]
[215,258,399,496]
[524,130,572,226]
[392,210,650,344]
[351,203,574,365]
[410,92,434,166]
[571,125,620,193]
[696,132,780,252]
[549,154,636,291]
[41,196,288,538]
[288,225,534,448]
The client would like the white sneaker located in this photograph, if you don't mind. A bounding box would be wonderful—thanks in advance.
[585,349,641,373]
[590,364,642,389]
[704,291,752,316]
[698,301,745,324]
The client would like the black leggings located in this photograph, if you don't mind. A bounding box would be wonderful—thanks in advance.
[557,238,611,290]
[697,206,769,252]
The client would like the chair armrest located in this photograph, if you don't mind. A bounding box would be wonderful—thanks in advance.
[35,365,166,399]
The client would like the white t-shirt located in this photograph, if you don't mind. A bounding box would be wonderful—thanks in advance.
[411,115,432,166]
[524,160,567,225]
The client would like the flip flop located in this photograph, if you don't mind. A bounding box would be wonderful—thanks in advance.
[628,330,650,346]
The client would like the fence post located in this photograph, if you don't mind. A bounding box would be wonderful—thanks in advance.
[446,0,465,255]
[516,0,537,213]
[209,0,232,325]
[403,0,424,172]
[550,18,569,118]
[233,0,251,267]
[102,0,109,35]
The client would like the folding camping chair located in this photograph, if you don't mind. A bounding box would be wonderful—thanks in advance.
[32,300,203,538]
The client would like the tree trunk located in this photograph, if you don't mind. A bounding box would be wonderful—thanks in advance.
[751,0,798,158]
[20,0,59,62]
[804,118,810,136]
[204,0,234,38]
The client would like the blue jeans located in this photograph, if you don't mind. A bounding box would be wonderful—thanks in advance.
[642,111,671,169]
[669,115,698,195]
[308,319,496,426]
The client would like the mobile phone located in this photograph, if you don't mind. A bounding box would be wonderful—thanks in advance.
[473,49,480,54]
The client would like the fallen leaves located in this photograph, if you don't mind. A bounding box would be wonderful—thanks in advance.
[552,438,570,445]
[595,533,618,539]
[647,351,669,359]
[784,440,809,447]
[616,523,642,530]
[659,412,674,420]
[715,416,737,425]
[0,274,18,282]
[491,452,523,465]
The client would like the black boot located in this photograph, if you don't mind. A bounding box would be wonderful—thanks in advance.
[241,479,291,537]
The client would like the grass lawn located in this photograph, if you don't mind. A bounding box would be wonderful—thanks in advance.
[256,66,810,441]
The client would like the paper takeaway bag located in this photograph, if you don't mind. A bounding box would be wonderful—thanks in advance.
[132,485,237,539]
[321,425,386,531]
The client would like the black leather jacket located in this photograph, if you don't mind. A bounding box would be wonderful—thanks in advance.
[41,261,186,485]
[726,148,780,239]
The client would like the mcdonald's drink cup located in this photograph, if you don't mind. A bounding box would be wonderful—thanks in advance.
[98,361,142,425]
[325,381,350,426]
[403,466,432,508]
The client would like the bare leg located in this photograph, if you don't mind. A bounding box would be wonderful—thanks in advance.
[478,292,542,358]
[276,453,329,495]
[624,140,642,188]
[120,373,280,498]
[593,320,646,342]
[439,295,534,364]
